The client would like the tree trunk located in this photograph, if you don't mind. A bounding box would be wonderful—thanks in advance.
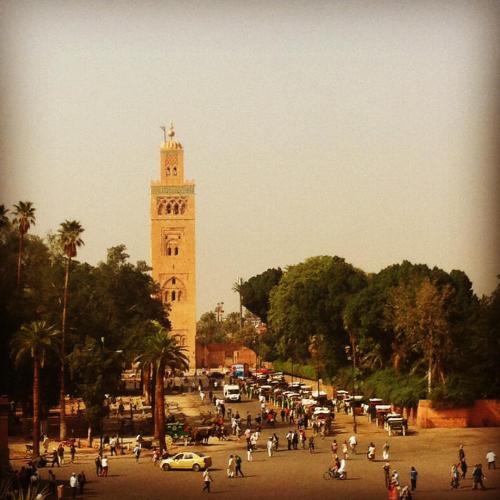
[17,232,24,288]
[155,362,166,451]
[151,368,156,422]
[427,357,433,396]
[60,256,71,440]
[143,365,151,405]
[32,357,40,458]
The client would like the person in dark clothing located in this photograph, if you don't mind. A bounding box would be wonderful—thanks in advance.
[51,449,60,467]
[460,458,468,479]
[95,454,102,476]
[383,463,391,489]
[77,471,86,494]
[235,454,244,477]
[472,464,486,490]
[410,466,418,491]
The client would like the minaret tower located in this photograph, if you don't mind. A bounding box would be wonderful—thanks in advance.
[150,123,196,367]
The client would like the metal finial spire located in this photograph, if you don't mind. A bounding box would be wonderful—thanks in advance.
[160,125,167,143]
[168,121,175,138]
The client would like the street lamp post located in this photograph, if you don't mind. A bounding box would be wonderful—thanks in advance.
[344,341,359,434]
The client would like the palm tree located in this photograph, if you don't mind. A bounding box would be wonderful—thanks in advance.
[12,201,36,288]
[58,220,84,439]
[0,204,9,229]
[135,322,188,451]
[232,277,244,333]
[11,321,59,458]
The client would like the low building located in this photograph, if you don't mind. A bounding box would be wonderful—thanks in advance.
[196,343,257,369]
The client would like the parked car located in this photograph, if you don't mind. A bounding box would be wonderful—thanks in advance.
[160,451,212,471]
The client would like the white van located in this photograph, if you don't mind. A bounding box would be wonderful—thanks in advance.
[223,384,241,402]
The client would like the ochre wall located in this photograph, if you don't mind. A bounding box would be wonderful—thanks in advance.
[195,344,257,369]
[417,399,500,428]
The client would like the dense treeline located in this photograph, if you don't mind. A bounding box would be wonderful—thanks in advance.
[1,202,184,454]
[241,256,500,407]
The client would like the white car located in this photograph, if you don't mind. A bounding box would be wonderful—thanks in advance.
[160,452,212,472]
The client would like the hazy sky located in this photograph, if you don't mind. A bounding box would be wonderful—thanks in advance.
[1,0,498,317]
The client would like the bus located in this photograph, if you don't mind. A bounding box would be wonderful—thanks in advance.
[230,363,249,379]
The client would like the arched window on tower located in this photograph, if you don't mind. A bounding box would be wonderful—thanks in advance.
[166,203,172,214]
[173,167,177,176]
[173,203,179,215]
[166,167,171,176]
[171,291,176,301]
[177,291,182,301]
[167,247,172,256]
[174,247,179,255]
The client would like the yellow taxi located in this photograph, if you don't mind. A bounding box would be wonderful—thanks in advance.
[160,451,212,471]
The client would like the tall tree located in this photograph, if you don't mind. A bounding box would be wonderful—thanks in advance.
[268,256,367,373]
[232,277,244,332]
[11,321,59,457]
[58,220,84,439]
[196,312,227,346]
[240,268,283,323]
[135,322,188,452]
[387,277,454,394]
[12,201,36,288]
[0,204,9,230]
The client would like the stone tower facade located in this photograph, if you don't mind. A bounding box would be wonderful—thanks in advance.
[150,124,196,368]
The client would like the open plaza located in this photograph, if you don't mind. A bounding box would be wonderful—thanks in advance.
[6,371,500,499]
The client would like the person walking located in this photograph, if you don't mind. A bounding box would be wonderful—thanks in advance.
[458,444,465,462]
[349,435,358,454]
[367,442,376,461]
[331,439,338,457]
[51,449,60,468]
[267,437,274,457]
[308,436,315,454]
[472,464,486,490]
[235,455,244,477]
[382,441,390,461]
[109,435,117,456]
[133,444,141,463]
[286,430,293,451]
[400,485,413,500]
[95,454,102,476]
[57,444,65,466]
[450,464,460,489]
[77,471,86,495]
[69,443,76,464]
[486,450,496,470]
[69,473,78,499]
[410,466,418,491]
[460,457,468,479]
[227,455,235,478]
[202,468,213,493]
[101,455,109,477]
[247,442,253,462]
[48,470,57,496]
[383,462,391,489]
[292,430,299,450]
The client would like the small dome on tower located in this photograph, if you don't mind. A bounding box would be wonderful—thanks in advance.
[162,122,183,150]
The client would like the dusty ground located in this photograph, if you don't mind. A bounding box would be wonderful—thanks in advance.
[9,393,500,499]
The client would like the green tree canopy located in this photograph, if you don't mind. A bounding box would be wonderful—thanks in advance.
[268,256,367,374]
[240,267,283,323]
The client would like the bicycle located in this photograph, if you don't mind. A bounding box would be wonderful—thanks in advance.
[323,469,347,480]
